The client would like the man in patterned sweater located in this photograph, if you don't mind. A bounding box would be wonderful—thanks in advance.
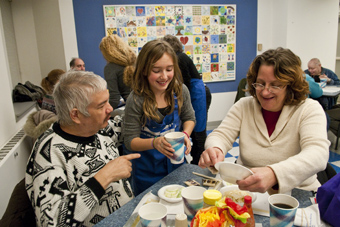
[25,71,140,227]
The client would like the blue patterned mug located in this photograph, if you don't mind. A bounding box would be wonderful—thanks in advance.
[165,132,185,164]
[181,186,206,227]
[268,194,299,227]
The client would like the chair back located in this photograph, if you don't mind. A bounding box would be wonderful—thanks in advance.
[0,178,36,227]
[234,78,247,103]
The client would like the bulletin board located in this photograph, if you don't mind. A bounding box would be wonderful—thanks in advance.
[103,5,236,83]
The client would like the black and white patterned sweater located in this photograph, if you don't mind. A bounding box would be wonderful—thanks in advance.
[25,116,133,227]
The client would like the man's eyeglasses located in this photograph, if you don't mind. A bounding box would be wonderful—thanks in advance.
[252,83,284,93]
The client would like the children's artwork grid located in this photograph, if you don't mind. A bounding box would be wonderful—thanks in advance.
[103,5,236,83]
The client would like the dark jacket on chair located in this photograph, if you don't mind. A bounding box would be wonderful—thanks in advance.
[0,179,36,227]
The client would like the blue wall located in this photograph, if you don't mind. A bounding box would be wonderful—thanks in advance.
[73,0,257,93]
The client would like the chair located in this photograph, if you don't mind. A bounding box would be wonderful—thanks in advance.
[0,178,36,227]
[325,107,340,149]
[317,163,337,185]
[234,78,247,103]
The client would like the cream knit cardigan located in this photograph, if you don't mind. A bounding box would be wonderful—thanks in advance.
[205,96,330,194]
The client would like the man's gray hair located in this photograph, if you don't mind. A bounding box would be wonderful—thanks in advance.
[53,71,107,125]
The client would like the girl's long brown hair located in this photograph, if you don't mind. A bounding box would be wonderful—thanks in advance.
[129,39,183,125]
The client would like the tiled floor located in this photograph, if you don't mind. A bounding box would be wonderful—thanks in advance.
[206,130,340,173]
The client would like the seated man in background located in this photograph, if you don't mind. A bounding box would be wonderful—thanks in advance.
[25,71,140,227]
[304,58,340,109]
[69,57,86,71]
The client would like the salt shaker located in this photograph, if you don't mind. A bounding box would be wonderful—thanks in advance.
[175,213,188,227]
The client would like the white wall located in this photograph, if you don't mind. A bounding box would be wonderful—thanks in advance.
[58,1,78,70]
[207,92,236,124]
[0,0,77,149]
[11,0,41,86]
[0,9,23,147]
[32,0,66,78]
[210,0,339,126]
[257,0,339,71]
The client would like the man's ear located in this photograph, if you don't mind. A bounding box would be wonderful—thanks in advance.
[70,108,81,124]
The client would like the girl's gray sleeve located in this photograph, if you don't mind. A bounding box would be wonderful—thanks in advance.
[123,93,144,151]
[180,84,196,123]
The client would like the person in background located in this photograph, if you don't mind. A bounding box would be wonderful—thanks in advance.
[26,71,140,227]
[305,74,323,99]
[69,57,86,71]
[162,34,210,165]
[123,39,196,195]
[40,69,65,114]
[199,48,329,195]
[304,58,340,109]
[305,73,330,130]
[305,58,339,85]
[99,34,136,110]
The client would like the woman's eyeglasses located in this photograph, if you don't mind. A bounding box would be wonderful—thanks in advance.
[252,83,284,93]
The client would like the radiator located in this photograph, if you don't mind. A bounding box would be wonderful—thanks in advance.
[0,129,25,162]
[0,129,33,217]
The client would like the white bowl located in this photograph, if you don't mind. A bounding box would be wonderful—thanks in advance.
[215,162,253,184]
[219,185,257,203]
[158,184,184,203]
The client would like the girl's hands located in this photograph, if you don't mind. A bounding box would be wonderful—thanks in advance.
[184,135,191,155]
[153,134,191,158]
[153,136,175,158]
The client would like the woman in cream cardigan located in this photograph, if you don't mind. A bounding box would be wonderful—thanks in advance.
[199,48,330,194]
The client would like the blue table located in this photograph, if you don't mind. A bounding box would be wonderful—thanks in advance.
[95,164,313,227]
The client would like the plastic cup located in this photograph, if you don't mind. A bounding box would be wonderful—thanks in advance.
[175,213,188,227]
[320,78,327,88]
[138,202,167,227]
[165,132,185,164]
[268,194,299,227]
[181,186,206,226]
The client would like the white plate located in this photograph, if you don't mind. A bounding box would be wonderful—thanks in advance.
[219,185,257,203]
[215,162,254,184]
[158,184,184,203]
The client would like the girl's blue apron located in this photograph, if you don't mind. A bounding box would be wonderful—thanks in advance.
[129,98,185,195]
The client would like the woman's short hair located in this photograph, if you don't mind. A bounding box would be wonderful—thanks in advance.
[162,35,183,53]
[53,71,107,125]
[246,47,309,105]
